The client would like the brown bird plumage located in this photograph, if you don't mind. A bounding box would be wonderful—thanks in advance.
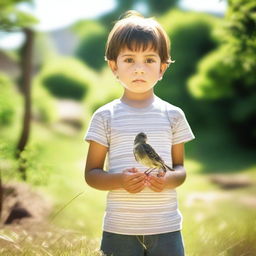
[133,132,175,175]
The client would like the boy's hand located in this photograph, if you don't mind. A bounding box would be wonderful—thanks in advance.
[147,172,167,192]
[121,168,146,193]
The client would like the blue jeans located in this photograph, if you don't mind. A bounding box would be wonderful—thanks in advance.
[100,230,185,256]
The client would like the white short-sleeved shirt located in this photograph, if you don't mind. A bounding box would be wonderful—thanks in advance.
[85,96,195,235]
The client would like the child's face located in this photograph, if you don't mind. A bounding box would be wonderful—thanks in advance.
[108,46,167,94]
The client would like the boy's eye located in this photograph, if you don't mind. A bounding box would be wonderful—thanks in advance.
[124,58,134,63]
[146,58,156,63]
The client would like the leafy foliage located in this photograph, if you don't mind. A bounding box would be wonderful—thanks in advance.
[85,66,122,114]
[99,0,178,27]
[43,75,87,101]
[0,73,20,126]
[155,10,221,127]
[32,76,57,124]
[72,20,105,38]
[75,32,107,70]
[17,143,51,185]
[40,58,95,101]
[0,0,38,31]
[188,0,256,146]
[73,20,107,71]
[147,0,178,14]
[225,0,256,76]
[188,46,234,99]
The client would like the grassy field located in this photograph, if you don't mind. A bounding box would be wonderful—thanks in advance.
[1,117,256,255]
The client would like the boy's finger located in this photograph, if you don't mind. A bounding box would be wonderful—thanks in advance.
[128,182,145,193]
[148,183,162,192]
[126,168,139,173]
[130,175,145,184]
[128,168,136,172]
[149,176,164,185]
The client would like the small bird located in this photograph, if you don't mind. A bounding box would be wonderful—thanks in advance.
[133,132,175,176]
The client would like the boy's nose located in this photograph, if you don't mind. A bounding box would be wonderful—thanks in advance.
[134,66,145,74]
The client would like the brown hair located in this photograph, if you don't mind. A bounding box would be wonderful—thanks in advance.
[105,10,174,65]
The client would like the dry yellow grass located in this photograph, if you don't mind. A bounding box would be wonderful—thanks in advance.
[0,223,103,256]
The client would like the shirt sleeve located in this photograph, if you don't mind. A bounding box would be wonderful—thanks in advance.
[171,108,195,145]
[84,110,109,148]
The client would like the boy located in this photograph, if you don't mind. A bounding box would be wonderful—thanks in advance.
[85,10,195,256]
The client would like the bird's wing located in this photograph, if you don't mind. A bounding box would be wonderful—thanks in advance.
[143,143,164,163]
[133,147,138,161]
[134,144,146,160]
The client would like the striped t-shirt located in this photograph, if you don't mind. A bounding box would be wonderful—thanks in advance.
[85,96,195,235]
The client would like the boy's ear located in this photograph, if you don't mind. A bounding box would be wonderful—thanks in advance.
[160,63,168,76]
[108,60,117,73]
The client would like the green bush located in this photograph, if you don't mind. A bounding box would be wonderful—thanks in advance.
[188,45,256,146]
[155,10,221,127]
[72,20,105,38]
[33,32,59,68]
[188,46,234,99]
[157,10,220,100]
[32,76,57,124]
[73,20,107,70]
[18,143,51,185]
[187,0,256,147]
[43,74,86,100]
[75,32,107,70]
[84,67,122,114]
[0,73,19,126]
[40,58,95,101]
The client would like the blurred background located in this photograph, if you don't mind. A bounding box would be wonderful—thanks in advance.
[0,0,256,255]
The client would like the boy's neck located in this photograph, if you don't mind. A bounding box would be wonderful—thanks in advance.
[121,90,155,108]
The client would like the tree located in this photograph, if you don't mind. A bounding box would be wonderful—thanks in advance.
[100,0,179,27]
[147,0,178,15]
[16,27,35,180]
[75,31,107,70]
[83,0,180,70]
[99,0,137,29]
[225,0,256,77]
[0,0,37,30]
[0,0,38,179]
[155,10,220,128]
[188,0,256,147]
[0,0,38,220]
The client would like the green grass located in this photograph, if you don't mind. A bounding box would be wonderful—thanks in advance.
[28,122,107,238]
[179,161,256,256]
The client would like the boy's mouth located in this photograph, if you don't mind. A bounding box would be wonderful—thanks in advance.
[132,79,146,83]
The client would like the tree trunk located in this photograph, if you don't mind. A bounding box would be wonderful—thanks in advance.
[16,28,34,180]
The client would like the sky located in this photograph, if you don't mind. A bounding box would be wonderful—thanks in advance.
[0,0,227,49]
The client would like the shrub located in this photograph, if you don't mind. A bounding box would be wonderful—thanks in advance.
[84,67,122,115]
[155,10,221,128]
[157,10,220,102]
[40,58,95,101]
[75,32,107,70]
[187,0,256,147]
[32,76,57,124]
[188,45,256,147]
[0,73,19,126]
[73,20,107,70]
[188,46,234,99]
